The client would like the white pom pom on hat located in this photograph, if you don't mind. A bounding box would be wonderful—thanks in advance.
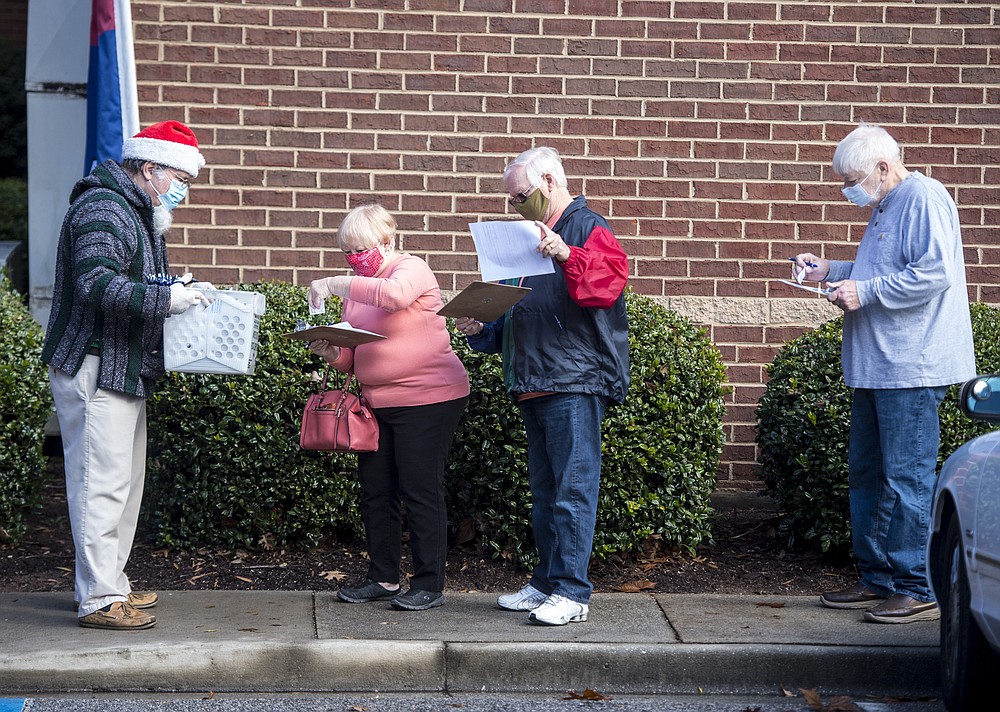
[121,120,206,178]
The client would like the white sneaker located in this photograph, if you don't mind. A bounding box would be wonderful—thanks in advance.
[528,594,589,626]
[497,584,547,611]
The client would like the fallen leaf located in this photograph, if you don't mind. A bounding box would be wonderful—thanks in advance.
[319,570,347,581]
[203,691,215,700]
[563,688,611,701]
[755,601,786,608]
[455,518,477,546]
[349,707,368,712]
[799,688,861,712]
[612,579,656,593]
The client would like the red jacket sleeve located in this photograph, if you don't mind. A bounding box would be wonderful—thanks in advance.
[559,225,629,309]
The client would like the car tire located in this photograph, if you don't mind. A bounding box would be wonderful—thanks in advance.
[939,511,997,711]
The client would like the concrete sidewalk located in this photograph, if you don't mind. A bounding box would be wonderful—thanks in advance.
[0,591,939,696]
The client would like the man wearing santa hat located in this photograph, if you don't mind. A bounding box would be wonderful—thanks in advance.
[42,120,210,630]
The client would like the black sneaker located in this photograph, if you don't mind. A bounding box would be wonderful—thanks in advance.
[337,581,399,604]
[390,589,445,611]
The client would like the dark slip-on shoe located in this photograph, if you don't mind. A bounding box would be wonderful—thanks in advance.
[820,582,887,609]
[863,594,940,624]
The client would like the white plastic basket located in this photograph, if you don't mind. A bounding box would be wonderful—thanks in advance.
[163,289,266,375]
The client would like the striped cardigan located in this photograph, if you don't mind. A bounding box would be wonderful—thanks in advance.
[42,160,174,398]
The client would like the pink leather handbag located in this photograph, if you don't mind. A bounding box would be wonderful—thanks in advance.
[299,369,379,452]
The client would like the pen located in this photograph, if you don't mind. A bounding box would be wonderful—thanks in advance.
[787,257,819,268]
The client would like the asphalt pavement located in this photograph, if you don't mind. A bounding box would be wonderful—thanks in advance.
[0,590,940,698]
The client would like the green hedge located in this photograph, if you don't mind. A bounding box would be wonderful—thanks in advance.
[0,274,51,543]
[0,178,27,244]
[0,41,27,179]
[146,283,728,566]
[446,291,729,565]
[144,281,362,550]
[756,303,1000,553]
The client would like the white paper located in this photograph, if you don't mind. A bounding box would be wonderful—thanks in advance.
[469,220,555,282]
[327,321,382,337]
[777,280,835,295]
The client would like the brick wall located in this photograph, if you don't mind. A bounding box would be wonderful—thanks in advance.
[130,0,1000,490]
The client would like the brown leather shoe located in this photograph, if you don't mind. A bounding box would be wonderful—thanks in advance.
[78,601,156,630]
[863,594,940,624]
[820,582,886,609]
[73,591,158,612]
[127,591,158,609]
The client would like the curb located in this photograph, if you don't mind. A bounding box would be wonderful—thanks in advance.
[0,640,939,696]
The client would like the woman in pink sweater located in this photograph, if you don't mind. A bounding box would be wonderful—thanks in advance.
[308,204,469,611]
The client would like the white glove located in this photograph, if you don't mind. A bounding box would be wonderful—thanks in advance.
[308,276,353,311]
[190,281,216,291]
[169,282,211,314]
[308,339,341,363]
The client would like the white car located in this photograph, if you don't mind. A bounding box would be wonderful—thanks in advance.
[928,375,1000,712]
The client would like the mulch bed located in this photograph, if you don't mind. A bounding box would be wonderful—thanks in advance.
[1,459,857,597]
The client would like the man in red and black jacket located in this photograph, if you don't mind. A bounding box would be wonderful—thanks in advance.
[458,146,630,626]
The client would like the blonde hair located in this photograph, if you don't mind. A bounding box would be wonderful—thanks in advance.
[337,203,397,251]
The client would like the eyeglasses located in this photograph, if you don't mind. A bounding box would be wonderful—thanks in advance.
[842,164,878,188]
[157,166,192,187]
[507,185,537,207]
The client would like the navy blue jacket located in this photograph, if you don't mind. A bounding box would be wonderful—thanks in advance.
[468,196,630,405]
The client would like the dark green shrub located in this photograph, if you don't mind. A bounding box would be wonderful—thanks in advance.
[0,178,27,243]
[446,289,728,566]
[0,274,51,543]
[146,285,728,566]
[144,281,362,549]
[939,304,1000,458]
[755,317,851,552]
[756,304,1000,553]
[0,41,27,179]
[444,336,533,563]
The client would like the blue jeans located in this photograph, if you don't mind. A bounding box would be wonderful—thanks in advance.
[519,393,607,604]
[848,386,947,603]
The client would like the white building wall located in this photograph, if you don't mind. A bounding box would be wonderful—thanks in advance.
[25,0,89,325]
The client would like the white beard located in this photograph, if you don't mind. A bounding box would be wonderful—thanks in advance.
[153,205,173,236]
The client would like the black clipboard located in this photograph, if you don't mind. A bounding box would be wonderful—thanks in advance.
[437,281,531,322]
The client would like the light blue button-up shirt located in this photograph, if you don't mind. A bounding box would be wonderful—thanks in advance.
[826,171,975,389]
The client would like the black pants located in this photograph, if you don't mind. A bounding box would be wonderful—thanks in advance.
[357,395,468,592]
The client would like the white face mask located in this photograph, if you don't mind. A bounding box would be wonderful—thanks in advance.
[841,164,881,207]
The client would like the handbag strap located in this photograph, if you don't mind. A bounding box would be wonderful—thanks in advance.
[320,367,364,397]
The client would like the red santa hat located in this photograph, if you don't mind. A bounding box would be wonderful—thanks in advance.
[121,120,206,178]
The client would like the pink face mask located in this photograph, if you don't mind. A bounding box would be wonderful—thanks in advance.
[344,246,384,277]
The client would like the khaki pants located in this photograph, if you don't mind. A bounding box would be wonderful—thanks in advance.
[49,355,146,617]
